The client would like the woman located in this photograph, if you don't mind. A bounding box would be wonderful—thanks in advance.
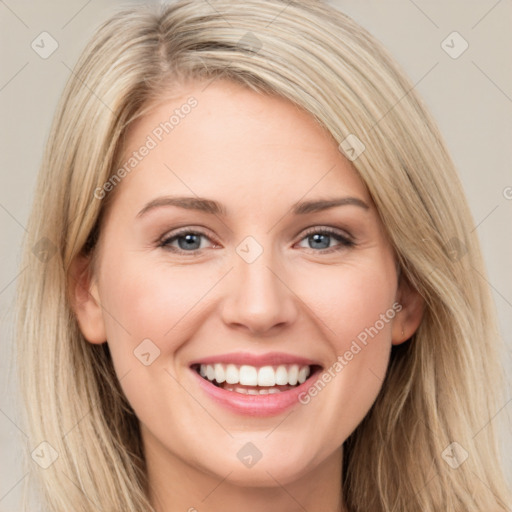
[16,0,511,510]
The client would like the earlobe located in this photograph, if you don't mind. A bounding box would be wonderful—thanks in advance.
[68,255,107,344]
[392,275,425,346]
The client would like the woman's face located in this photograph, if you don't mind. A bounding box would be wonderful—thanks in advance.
[75,80,418,489]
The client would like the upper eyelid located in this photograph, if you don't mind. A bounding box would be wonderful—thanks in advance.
[301,225,353,240]
[159,226,216,243]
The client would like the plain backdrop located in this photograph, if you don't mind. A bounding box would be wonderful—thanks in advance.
[1,0,511,510]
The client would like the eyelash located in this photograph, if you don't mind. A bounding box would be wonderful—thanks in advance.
[158,226,356,256]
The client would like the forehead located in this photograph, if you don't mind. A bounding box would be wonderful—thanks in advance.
[112,79,371,215]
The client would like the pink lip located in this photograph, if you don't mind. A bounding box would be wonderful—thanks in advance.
[190,364,322,417]
[189,351,320,367]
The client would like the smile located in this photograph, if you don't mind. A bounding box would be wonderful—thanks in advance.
[193,363,316,394]
[189,352,323,416]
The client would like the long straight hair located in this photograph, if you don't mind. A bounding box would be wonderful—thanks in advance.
[17,1,511,510]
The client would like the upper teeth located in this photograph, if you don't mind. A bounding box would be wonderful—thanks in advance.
[199,363,311,386]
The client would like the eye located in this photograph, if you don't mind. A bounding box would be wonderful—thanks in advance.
[158,226,355,256]
[159,228,216,255]
[296,227,355,253]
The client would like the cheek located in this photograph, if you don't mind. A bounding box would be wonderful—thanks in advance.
[294,257,397,416]
[295,258,397,347]
[95,257,211,422]
[97,255,218,357]
[293,263,397,443]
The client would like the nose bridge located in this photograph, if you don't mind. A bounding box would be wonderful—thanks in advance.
[220,235,297,333]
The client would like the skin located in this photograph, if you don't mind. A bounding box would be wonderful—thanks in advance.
[72,80,424,512]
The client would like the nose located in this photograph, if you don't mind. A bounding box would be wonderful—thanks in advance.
[220,244,299,336]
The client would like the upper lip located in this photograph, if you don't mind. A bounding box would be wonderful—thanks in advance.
[189,351,322,368]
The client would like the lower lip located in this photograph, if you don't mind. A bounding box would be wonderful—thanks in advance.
[191,367,321,416]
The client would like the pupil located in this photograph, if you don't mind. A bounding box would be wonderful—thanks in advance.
[310,233,329,249]
[179,234,200,250]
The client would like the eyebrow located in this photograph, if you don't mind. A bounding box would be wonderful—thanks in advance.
[136,195,370,218]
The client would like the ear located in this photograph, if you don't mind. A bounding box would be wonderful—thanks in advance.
[68,254,107,344]
[391,273,425,346]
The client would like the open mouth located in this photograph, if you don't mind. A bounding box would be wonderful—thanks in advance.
[191,363,322,395]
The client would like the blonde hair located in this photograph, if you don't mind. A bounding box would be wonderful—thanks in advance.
[17,1,511,510]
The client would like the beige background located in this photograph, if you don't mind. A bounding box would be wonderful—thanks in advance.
[1,0,511,509]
